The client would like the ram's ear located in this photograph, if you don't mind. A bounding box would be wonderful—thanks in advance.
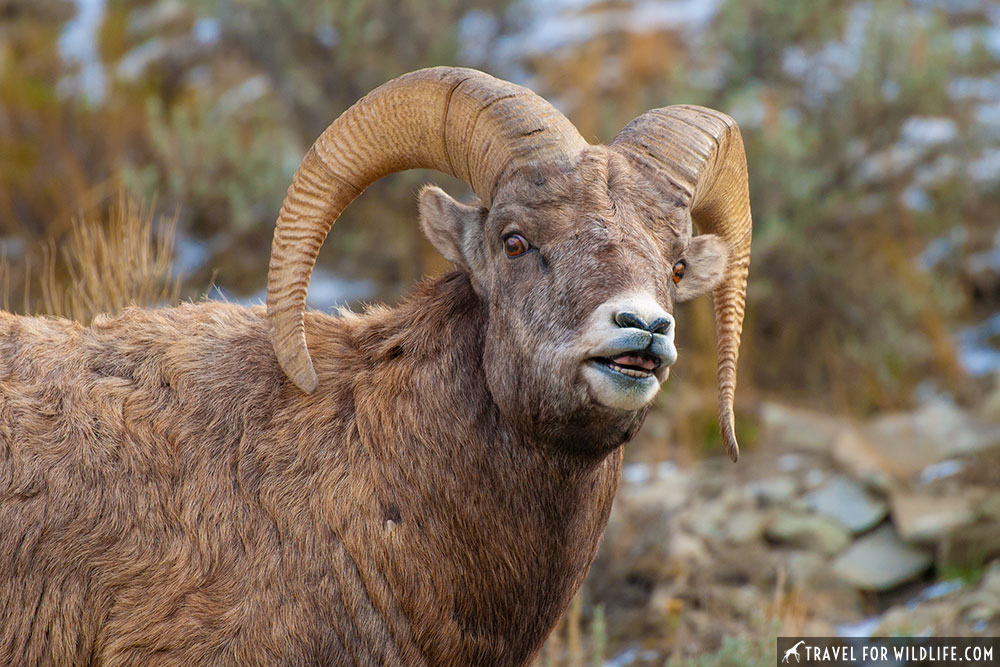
[676,234,728,302]
[418,185,487,272]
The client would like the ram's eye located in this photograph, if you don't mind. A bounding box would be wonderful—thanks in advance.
[672,260,686,284]
[504,233,531,257]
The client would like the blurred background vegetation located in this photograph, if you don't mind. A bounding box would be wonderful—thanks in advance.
[5,0,999,426]
[3,0,1000,662]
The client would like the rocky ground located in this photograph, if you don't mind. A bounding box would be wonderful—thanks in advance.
[563,388,1000,664]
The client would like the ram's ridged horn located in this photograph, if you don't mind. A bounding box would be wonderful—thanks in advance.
[612,106,752,462]
[267,67,588,393]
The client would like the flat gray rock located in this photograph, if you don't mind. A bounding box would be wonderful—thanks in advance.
[891,493,975,542]
[722,509,769,544]
[806,475,888,534]
[747,476,798,504]
[831,525,933,591]
[759,402,850,451]
[766,512,851,555]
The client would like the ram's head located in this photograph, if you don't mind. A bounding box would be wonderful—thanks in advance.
[266,68,751,461]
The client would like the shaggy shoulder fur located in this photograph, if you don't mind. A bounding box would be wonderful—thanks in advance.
[0,272,620,665]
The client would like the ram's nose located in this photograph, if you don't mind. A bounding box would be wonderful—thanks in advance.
[610,301,677,370]
[613,310,673,336]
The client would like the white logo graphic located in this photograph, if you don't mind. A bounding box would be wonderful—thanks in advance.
[782,640,807,663]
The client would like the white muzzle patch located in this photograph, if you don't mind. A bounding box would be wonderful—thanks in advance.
[577,293,677,411]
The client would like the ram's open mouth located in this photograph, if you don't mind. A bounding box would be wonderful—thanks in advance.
[591,352,660,379]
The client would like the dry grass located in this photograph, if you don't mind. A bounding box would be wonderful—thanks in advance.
[39,194,181,323]
[0,193,182,322]
[766,564,809,638]
[536,590,607,667]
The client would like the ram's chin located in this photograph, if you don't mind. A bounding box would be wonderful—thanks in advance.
[582,361,663,411]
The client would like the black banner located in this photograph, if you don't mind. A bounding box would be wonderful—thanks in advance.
[777,637,1000,666]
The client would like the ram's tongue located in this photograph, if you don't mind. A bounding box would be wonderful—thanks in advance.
[611,354,656,371]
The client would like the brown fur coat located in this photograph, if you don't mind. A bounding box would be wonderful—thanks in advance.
[0,272,621,665]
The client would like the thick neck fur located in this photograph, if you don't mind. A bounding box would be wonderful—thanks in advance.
[303,271,624,664]
[0,272,625,665]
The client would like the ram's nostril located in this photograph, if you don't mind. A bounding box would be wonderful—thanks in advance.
[647,317,673,335]
[613,312,646,330]
[614,311,673,334]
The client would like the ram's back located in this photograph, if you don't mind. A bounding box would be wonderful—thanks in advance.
[0,303,361,664]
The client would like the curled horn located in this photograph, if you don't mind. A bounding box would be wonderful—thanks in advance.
[267,67,588,393]
[612,106,752,462]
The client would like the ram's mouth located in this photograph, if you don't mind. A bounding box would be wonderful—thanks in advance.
[591,351,661,379]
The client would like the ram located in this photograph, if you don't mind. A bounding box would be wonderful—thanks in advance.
[0,67,751,665]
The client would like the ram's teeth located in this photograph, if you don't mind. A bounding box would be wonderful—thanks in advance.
[607,362,651,378]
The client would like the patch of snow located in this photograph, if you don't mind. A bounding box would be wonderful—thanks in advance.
[918,459,964,484]
[913,379,950,405]
[837,616,880,638]
[458,10,500,65]
[193,18,221,45]
[882,79,900,101]
[493,0,719,67]
[623,463,651,486]
[859,144,923,182]
[912,578,964,604]
[901,186,931,212]
[305,267,376,309]
[913,155,960,188]
[968,147,1000,183]
[949,76,1000,101]
[58,0,108,103]
[966,228,1000,274]
[315,25,339,49]
[216,267,375,311]
[911,0,992,12]
[984,26,1000,59]
[726,93,766,129]
[975,102,1000,134]
[950,22,1000,60]
[171,235,213,276]
[605,647,660,667]
[778,453,804,472]
[0,238,26,261]
[956,313,1000,376]
[656,461,678,478]
[900,117,957,146]
[805,469,827,488]
[917,227,966,271]
[781,4,873,107]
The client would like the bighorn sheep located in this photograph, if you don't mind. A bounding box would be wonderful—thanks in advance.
[0,67,751,665]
